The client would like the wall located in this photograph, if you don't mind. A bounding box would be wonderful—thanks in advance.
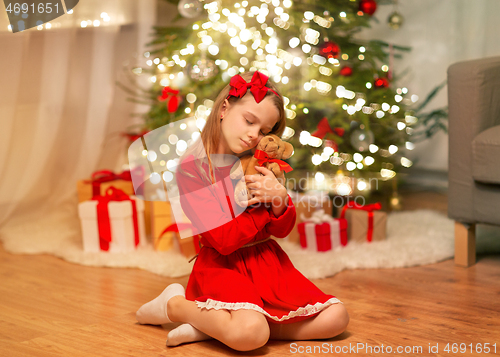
[357,0,500,171]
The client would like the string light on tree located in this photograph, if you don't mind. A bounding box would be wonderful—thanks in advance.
[188,57,218,81]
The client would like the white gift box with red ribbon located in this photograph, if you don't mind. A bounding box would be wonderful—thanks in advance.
[78,195,146,253]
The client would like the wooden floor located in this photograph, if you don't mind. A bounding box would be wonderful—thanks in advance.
[1,189,499,356]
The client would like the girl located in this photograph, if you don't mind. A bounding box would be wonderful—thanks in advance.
[136,71,349,351]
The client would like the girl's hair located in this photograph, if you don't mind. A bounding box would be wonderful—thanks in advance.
[177,71,286,186]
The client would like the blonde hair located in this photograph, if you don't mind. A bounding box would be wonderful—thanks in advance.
[178,71,286,186]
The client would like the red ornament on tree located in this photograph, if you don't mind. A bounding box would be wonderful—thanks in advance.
[324,140,339,152]
[359,0,377,16]
[319,41,340,59]
[158,86,181,113]
[312,117,345,139]
[374,77,389,88]
[339,66,353,76]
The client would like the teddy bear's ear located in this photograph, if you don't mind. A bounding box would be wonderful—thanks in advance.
[256,135,271,151]
[281,141,294,159]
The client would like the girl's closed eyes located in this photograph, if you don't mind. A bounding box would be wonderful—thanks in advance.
[245,118,269,136]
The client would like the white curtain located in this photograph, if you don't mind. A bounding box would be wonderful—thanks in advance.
[0,0,157,252]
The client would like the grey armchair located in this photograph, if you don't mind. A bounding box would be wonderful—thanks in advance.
[448,56,500,267]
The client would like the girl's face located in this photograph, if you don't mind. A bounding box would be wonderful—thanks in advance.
[218,92,280,155]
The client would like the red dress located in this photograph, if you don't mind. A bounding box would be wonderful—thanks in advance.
[176,154,341,324]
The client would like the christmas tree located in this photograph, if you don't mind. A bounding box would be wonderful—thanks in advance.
[118,0,447,196]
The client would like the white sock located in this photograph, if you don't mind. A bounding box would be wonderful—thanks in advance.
[136,283,185,325]
[166,323,212,347]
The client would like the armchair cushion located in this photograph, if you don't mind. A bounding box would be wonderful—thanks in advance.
[472,125,500,184]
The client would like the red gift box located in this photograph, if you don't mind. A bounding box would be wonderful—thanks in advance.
[298,210,348,252]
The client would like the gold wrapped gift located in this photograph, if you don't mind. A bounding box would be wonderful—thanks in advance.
[77,170,135,203]
[340,202,387,243]
[149,200,176,251]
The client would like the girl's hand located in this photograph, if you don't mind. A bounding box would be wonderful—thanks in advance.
[240,166,287,207]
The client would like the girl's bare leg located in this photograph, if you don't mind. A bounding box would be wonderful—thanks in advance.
[269,303,349,340]
[167,295,270,351]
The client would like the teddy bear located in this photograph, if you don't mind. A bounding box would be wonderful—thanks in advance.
[229,134,294,207]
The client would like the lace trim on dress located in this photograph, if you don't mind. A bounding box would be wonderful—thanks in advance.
[195,297,342,322]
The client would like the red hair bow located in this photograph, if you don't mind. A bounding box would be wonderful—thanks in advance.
[311,117,345,139]
[227,71,279,104]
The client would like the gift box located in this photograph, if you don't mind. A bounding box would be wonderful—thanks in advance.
[176,229,200,260]
[176,234,200,259]
[285,190,333,244]
[78,187,146,253]
[298,209,347,252]
[164,195,202,259]
[149,200,176,251]
[159,221,201,259]
[77,169,137,203]
[144,187,201,256]
[340,202,387,243]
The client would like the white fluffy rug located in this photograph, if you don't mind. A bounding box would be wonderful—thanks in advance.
[280,209,455,279]
[0,208,459,279]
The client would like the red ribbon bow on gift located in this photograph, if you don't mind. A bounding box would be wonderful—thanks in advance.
[340,201,382,242]
[93,186,140,251]
[91,170,132,182]
[226,71,280,104]
[87,170,133,197]
[311,117,345,139]
[160,223,201,256]
[158,86,181,113]
[122,129,150,143]
[254,150,293,173]
[160,222,196,237]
